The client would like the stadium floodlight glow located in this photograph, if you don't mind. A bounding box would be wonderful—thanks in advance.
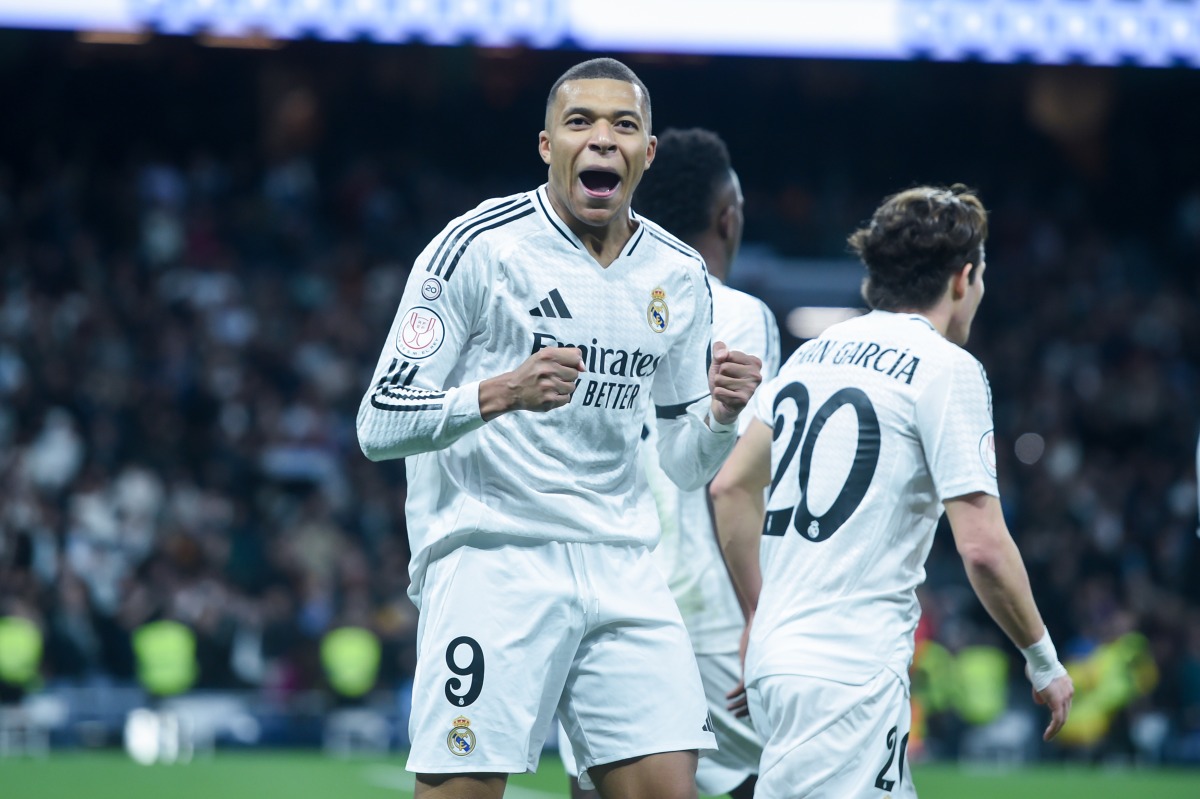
[1,0,1197,67]
[786,307,866,341]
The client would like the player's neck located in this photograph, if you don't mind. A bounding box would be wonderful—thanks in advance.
[689,234,729,282]
[894,302,951,339]
[546,191,634,268]
[573,217,636,268]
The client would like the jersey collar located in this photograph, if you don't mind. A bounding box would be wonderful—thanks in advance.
[906,313,937,332]
[533,184,645,260]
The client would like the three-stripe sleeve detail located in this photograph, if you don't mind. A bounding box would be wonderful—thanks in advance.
[370,359,446,411]
[426,198,535,281]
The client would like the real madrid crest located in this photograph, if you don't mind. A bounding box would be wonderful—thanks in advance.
[447,716,476,756]
[647,287,669,333]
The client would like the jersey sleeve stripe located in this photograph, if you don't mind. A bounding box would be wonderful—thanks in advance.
[442,206,536,281]
[656,396,706,419]
[646,227,702,264]
[371,385,447,411]
[424,196,526,275]
[370,359,445,410]
[370,397,445,411]
[428,198,533,278]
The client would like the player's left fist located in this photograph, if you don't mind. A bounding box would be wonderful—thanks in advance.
[708,340,762,426]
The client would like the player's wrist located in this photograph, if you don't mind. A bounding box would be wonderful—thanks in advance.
[478,375,516,420]
[707,410,738,433]
[708,399,740,431]
[1021,627,1067,692]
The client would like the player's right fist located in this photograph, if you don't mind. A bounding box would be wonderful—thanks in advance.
[479,347,586,420]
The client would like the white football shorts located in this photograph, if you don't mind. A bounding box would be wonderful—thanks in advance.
[406,535,716,777]
[748,668,916,799]
[559,646,761,794]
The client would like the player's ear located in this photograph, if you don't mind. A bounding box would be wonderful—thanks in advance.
[538,130,552,165]
[951,262,973,300]
[717,202,736,241]
[644,134,657,168]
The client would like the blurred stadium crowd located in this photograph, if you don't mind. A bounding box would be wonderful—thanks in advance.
[1,37,1199,762]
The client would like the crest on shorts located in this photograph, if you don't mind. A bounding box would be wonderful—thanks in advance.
[447,716,476,756]
[647,287,669,333]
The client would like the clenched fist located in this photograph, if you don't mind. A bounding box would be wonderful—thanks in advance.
[479,347,586,420]
[709,340,762,426]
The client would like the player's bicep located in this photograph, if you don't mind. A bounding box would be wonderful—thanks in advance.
[944,491,1013,563]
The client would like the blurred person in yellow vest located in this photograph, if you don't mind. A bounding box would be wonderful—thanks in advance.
[954,645,1010,726]
[0,609,44,704]
[910,636,1009,758]
[1057,627,1158,751]
[132,619,197,699]
[321,625,382,704]
[125,620,199,765]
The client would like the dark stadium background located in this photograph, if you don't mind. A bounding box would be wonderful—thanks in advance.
[0,18,1199,796]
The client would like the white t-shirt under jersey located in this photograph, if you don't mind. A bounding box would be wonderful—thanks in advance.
[747,310,998,685]
[650,277,780,653]
[357,186,737,606]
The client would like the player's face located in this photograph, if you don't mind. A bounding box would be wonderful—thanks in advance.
[948,254,986,345]
[539,78,656,234]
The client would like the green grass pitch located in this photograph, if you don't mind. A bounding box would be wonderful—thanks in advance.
[1,752,1197,798]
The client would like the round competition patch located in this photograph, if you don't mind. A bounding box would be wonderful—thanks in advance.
[421,278,442,301]
[396,307,445,360]
[979,430,997,479]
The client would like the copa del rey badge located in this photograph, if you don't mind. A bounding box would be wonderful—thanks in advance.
[447,716,476,757]
[396,306,445,360]
[647,286,669,333]
[979,430,997,479]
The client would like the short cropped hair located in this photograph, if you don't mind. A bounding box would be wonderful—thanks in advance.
[634,128,731,240]
[848,184,989,312]
[545,57,652,130]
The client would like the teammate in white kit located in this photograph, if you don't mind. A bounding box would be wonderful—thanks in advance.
[712,185,1074,798]
[559,128,778,799]
[356,59,762,799]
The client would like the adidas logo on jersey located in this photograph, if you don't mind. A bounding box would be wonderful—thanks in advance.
[528,288,572,319]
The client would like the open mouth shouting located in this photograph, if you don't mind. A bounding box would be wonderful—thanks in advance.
[579,169,621,199]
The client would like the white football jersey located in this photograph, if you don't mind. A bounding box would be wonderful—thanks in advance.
[357,186,736,606]
[747,310,998,685]
[651,277,781,653]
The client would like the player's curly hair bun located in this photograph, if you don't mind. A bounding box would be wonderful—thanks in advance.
[849,183,989,312]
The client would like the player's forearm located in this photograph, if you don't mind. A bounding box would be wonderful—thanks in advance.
[356,381,487,460]
[959,533,1046,649]
[712,484,764,618]
[656,410,737,491]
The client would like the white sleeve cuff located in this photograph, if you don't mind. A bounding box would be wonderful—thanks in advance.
[707,414,738,434]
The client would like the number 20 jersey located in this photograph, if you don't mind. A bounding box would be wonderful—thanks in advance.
[747,310,999,686]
